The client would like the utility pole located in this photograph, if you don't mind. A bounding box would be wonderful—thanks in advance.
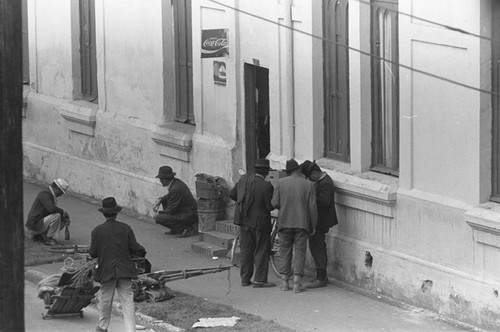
[0,0,25,331]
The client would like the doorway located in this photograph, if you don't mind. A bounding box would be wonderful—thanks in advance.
[244,64,270,174]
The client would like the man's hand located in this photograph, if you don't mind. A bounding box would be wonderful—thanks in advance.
[62,211,71,226]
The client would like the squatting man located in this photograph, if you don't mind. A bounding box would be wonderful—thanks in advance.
[25,178,71,246]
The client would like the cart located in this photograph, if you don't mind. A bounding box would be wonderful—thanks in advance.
[41,284,99,319]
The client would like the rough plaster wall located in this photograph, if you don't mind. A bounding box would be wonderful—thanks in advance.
[33,0,73,99]
[102,0,163,123]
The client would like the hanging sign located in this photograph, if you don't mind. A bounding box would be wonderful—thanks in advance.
[201,29,229,58]
[213,61,227,85]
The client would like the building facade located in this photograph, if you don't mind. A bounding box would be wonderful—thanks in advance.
[22,0,500,328]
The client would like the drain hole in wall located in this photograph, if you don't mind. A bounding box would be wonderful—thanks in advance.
[364,251,373,269]
[494,290,498,298]
[421,280,433,293]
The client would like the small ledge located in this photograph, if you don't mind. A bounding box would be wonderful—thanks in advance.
[151,122,195,162]
[465,203,500,237]
[324,167,397,218]
[60,101,98,136]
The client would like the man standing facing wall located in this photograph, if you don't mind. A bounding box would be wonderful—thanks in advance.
[272,159,317,293]
[301,160,338,288]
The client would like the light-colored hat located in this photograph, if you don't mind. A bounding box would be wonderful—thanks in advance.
[53,178,69,195]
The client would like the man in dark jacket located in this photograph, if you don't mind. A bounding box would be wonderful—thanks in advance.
[301,160,338,288]
[153,166,199,237]
[229,159,276,288]
[90,197,146,332]
[25,178,70,245]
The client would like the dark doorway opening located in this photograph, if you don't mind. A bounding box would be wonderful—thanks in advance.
[244,64,270,174]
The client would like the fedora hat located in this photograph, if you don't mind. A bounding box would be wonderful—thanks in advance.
[53,178,69,195]
[254,159,270,169]
[156,166,176,179]
[98,197,123,214]
[284,158,301,172]
[301,160,319,176]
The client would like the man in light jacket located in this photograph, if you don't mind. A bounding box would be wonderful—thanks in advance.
[272,159,317,293]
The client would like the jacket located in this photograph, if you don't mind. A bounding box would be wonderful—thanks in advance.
[89,218,146,283]
[315,173,338,232]
[229,174,274,232]
[26,189,64,232]
[271,172,318,234]
[159,178,198,221]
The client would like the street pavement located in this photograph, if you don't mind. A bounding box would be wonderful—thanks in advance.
[23,181,486,332]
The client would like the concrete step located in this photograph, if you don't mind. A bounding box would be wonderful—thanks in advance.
[215,219,239,236]
[199,230,235,250]
[191,242,228,258]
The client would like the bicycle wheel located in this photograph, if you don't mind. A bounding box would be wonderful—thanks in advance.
[269,217,283,278]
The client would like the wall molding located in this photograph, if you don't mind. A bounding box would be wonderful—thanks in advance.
[151,122,194,162]
[59,101,98,136]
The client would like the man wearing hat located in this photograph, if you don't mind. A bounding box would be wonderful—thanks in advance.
[90,197,147,332]
[153,166,199,237]
[272,158,317,293]
[25,178,70,246]
[301,160,338,289]
[229,159,276,288]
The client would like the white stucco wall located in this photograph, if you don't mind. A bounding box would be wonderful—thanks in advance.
[399,0,488,205]
[28,0,75,99]
[99,0,164,124]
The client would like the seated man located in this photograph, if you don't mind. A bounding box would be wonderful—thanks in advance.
[153,166,198,237]
[25,178,70,246]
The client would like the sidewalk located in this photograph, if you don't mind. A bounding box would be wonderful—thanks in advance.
[23,181,485,332]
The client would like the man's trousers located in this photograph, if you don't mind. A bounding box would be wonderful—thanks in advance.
[30,213,61,238]
[308,230,328,271]
[278,228,309,277]
[97,278,135,332]
[239,225,271,284]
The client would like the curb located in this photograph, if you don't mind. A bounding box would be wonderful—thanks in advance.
[25,269,185,332]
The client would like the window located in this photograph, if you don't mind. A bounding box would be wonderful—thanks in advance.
[492,0,500,201]
[22,0,29,84]
[79,0,98,103]
[173,0,194,124]
[371,0,399,175]
[323,0,350,161]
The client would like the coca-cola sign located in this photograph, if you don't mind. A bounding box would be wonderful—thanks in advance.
[201,29,229,58]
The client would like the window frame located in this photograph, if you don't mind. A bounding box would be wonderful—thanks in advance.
[323,0,350,162]
[173,0,194,124]
[79,0,98,103]
[491,0,500,201]
[370,0,399,176]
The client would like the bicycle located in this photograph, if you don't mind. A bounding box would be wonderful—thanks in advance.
[269,215,284,278]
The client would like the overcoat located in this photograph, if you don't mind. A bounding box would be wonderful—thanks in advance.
[229,174,274,232]
[89,218,146,283]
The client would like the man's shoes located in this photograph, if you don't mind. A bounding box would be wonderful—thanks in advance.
[293,275,305,293]
[163,227,174,235]
[252,282,276,288]
[241,281,252,287]
[178,226,198,238]
[95,326,107,332]
[280,277,290,291]
[44,237,58,246]
[305,278,328,289]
